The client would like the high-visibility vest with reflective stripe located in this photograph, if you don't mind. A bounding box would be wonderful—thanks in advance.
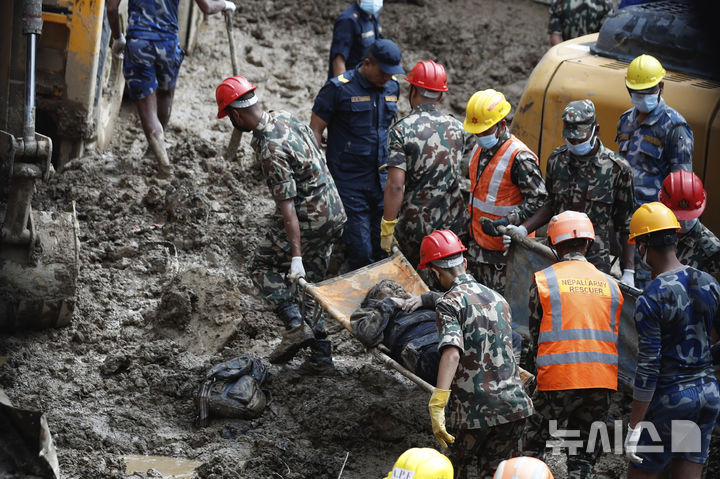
[468,135,538,251]
[534,260,622,391]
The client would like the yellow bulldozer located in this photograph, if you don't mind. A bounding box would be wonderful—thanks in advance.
[512,1,720,231]
[0,0,204,331]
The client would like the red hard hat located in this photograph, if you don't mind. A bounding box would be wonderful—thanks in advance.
[216,75,257,119]
[405,60,448,92]
[658,170,707,220]
[418,230,467,270]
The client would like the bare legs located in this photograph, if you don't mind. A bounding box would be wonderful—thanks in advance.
[136,88,174,177]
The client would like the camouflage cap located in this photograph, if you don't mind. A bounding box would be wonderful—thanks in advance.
[562,99,597,139]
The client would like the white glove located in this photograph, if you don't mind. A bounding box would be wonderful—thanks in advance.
[223,0,236,12]
[288,256,305,281]
[624,424,643,463]
[621,269,635,288]
[503,225,527,249]
[111,33,126,58]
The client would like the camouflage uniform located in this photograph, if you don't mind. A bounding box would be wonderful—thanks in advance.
[468,129,548,295]
[632,266,720,470]
[387,103,472,267]
[545,100,636,273]
[677,220,720,283]
[436,273,534,478]
[248,111,347,317]
[524,258,615,479]
[548,0,613,41]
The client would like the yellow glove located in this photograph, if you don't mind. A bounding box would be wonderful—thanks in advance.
[380,217,398,253]
[428,388,455,449]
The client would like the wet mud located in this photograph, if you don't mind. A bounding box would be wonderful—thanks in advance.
[1,1,633,477]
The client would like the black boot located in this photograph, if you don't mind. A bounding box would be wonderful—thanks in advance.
[298,338,335,375]
[269,301,314,364]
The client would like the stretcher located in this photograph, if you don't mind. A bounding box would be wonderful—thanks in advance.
[500,226,642,388]
[296,249,436,393]
[295,247,536,394]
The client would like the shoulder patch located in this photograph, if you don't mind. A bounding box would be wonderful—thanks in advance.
[385,95,398,102]
[337,74,350,84]
[353,13,358,18]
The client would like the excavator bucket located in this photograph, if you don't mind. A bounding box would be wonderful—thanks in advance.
[504,235,640,388]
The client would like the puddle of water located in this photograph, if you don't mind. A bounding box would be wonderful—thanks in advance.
[123,455,201,478]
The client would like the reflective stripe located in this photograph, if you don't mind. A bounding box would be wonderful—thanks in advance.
[537,265,618,344]
[553,231,594,243]
[537,351,618,367]
[469,141,522,216]
[470,197,517,216]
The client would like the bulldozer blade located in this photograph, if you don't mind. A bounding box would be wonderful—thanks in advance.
[0,207,79,331]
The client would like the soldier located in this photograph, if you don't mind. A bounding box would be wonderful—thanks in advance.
[463,89,547,295]
[658,170,720,282]
[518,100,636,285]
[328,1,383,79]
[311,39,403,271]
[108,0,236,176]
[380,60,472,267]
[523,211,623,479]
[420,230,533,479]
[215,76,346,371]
[624,202,720,478]
[548,0,613,46]
[617,54,693,288]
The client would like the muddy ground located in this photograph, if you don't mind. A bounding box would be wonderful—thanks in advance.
[1,1,636,477]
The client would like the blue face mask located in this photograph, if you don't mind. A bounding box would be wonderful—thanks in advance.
[359,0,383,15]
[476,130,499,149]
[565,126,596,156]
[679,218,698,234]
[631,92,659,113]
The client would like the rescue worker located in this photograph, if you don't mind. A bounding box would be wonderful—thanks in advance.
[464,89,547,295]
[381,60,472,267]
[518,100,636,284]
[617,54,693,289]
[658,170,720,282]
[310,39,402,271]
[328,1,383,79]
[523,211,623,479]
[215,76,347,371]
[421,230,533,478]
[493,457,554,479]
[107,0,236,177]
[624,202,720,478]
[386,448,454,479]
[548,0,613,46]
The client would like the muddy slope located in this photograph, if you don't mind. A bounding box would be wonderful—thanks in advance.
[2,1,628,478]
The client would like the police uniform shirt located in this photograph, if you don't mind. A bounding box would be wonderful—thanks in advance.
[312,66,399,187]
[328,2,382,79]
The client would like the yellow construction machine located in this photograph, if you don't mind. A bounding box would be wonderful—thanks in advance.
[0,0,203,330]
[512,1,720,231]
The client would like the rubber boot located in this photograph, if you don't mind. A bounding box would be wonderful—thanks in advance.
[269,301,314,364]
[298,338,335,375]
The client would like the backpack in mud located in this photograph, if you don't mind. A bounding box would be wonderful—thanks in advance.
[195,354,268,427]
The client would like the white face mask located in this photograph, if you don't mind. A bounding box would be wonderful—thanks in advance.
[359,0,383,15]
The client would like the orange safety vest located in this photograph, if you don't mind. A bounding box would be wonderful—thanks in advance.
[534,260,622,391]
[468,135,538,251]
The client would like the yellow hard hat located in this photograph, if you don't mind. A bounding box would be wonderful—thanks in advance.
[625,54,666,90]
[385,448,453,479]
[464,89,511,134]
[628,202,680,244]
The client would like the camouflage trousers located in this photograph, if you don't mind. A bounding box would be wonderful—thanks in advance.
[523,388,612,479]
[248,224,343,330]
[449,418,526,479]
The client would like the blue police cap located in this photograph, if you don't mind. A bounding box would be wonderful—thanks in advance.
[367,39,404,75]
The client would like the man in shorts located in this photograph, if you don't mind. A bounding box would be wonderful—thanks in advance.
[108,0,236,176]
